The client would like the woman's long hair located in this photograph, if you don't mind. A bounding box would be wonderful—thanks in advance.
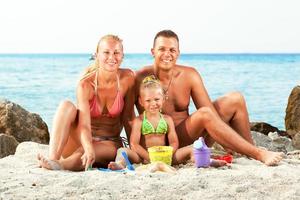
[80,34,123,81]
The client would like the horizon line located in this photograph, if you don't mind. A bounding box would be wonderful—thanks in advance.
[0,52,300,55]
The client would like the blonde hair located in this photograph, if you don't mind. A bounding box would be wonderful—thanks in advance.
[80,34,123,81]
[140,75,164,96]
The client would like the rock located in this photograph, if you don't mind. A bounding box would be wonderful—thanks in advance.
[285,86,300,148]
[0,99,49,144]
[0,133,19,158]
[252,131,293,153]
[213,131,294,154]
[250,122,289,138]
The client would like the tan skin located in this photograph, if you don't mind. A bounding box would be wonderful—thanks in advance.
[108,87,193,170]
[38,38,135,171]
[134,36,284,166]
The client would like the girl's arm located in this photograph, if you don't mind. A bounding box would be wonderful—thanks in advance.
[129,117,150,163]
[76,80,95,170]
[121,69,136,140]
[165,115,179,153]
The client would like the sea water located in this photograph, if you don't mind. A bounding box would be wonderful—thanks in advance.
[0,53,299,131]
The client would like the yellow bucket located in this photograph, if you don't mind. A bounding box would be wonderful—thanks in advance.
[148,146,173,165]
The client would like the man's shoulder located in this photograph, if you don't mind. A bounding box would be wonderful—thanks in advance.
[176,64,198,73]
[175,65,199,79]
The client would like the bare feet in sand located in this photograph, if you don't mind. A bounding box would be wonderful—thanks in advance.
[37,153,63,170]
[107,161,126,170]
[260,150,285,166]
[210,159,228,167]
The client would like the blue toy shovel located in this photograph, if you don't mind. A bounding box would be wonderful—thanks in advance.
[122,151,135,171]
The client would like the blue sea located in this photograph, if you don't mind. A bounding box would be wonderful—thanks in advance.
[1,53,299,131]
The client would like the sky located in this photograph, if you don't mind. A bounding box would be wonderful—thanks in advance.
[0,0,299,53]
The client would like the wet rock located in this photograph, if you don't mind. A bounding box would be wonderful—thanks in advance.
[250,122,289,138]
[0,133,19,158]
[285,86,300,148]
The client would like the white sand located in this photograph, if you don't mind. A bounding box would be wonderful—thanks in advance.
[1,142,300,200]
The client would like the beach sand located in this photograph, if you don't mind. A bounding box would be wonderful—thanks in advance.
[1,142,300,200]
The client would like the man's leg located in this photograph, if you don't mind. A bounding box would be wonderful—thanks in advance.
[175,106,283,166]
[212,92,254,145]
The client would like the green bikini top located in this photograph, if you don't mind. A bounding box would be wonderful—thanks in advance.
[141,112,168,135]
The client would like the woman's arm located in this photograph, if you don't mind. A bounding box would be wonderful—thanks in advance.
[121,69,136,140]
[76,80,95,170]
[165,115,179,153]
[129,117,149,162]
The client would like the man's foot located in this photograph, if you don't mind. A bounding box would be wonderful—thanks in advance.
[107,161,126,170]
[259,150,285,166]
[210,159,228,167]
[37,153,63,170]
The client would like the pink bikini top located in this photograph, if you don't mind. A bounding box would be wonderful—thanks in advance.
[89,71,124,118]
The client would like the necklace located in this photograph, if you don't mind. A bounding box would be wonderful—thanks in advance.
[156,72,173,100]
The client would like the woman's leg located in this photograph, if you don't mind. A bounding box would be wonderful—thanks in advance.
[48,100,80,160]
[38,100,81,169]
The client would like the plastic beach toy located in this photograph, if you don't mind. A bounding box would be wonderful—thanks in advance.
[193,137,211,168]
[121,151,135,171]
[148,146,173,165]
[213,154,233,163]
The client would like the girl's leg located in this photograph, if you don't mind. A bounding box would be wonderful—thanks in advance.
[172,146,193,165]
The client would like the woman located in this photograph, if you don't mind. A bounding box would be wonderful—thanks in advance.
[38,35,135,171]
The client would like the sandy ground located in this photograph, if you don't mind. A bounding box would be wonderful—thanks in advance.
[1,142,300,200]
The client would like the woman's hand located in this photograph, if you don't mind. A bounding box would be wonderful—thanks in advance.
[81,145,95,171]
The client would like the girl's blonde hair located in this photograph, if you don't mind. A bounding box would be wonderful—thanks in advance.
[80,34,123,81]
[140,75,164,96]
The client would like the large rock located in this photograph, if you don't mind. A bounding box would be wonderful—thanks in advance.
[0,133,19,158]
[250,122,289,138]
[0,99,49,144]
[285,86,300,148]
[252,131,294,153]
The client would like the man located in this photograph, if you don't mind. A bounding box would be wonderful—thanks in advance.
[134,30,283,166]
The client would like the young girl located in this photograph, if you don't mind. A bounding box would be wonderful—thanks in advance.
[108,76,226,170]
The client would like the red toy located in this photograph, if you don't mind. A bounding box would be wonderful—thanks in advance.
[213,154,233,163]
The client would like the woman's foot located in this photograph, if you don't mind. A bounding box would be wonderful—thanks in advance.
[107,161,126,170]
[37,153,63,170]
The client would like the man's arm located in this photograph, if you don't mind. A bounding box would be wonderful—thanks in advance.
[189,67,218,114]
